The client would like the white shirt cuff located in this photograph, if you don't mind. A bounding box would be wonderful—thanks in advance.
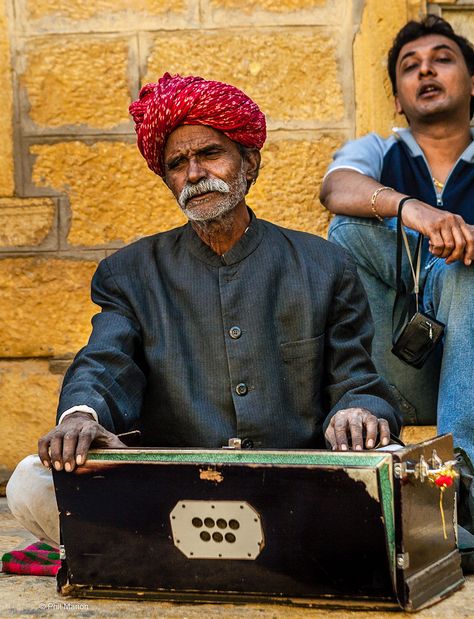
[58,405,99,425]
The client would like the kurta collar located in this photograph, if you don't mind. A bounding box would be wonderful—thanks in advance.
[185,208,264,266]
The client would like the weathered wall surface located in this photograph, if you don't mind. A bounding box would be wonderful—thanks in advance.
[0,0,470,467]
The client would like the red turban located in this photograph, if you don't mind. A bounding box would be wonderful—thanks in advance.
[129,73,266,177]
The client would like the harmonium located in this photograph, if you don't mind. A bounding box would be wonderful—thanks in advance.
[53,434,464,612]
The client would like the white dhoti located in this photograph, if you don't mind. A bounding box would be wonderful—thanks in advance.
[6,455,60,547]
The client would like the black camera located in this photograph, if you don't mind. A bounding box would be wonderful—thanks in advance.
[391,310,444,369]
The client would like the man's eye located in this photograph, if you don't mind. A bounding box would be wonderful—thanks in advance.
[166,158,184,170]
[437,56,452,63]
[403,63,418,72]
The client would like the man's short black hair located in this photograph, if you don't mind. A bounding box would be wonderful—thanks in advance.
[387,14,474,118]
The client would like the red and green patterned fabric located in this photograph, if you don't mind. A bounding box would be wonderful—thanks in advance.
[1,542,60,576]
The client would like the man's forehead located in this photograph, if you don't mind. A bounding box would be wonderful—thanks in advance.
[397,33,463,64]
[164,124,235,157]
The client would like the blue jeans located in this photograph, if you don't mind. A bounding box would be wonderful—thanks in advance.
[329,215,474,461]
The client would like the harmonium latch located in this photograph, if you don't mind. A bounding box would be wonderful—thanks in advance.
[394,449,458,485]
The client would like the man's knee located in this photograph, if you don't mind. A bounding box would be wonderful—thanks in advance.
[327,215,392,261]
[428,261,474,316]
[442,261,473,290]
[6,454,59,546]
[6,455,41,511]
[328,215,363,249]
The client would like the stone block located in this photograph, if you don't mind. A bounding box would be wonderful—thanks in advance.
[0,197,56,249]
[209,0,325,9]
[249,134,344,237]
[20,0,196,36]
[0,257,97,357]
[144,29,345,123]
[20,36,132,129]
[25,0,186,21]
[31,141,185,246]
[443,10,474,41]
[354,0,413,136]
[0,2,14,195]
[204,0,330,25]
[0,360,62,469]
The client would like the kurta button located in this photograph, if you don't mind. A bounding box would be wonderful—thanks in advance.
[241,438,253,449]
[229,326,242,339]
[235,382,248,396]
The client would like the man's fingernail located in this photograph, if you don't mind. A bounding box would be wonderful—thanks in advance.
[53,461,62,471]
[341,444,348,451]
[382,437,389,446]
[367,439,374,448]
[76,455,83,465]
[64,462,72,472]
[355,444,362,451]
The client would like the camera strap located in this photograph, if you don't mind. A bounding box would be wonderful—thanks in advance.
[392,198,423,343]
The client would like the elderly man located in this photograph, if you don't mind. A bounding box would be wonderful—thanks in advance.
[7,73,400,546]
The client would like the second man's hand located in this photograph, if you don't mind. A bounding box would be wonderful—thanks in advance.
[38,411,126,473]
[402,199,474,266]
[325,408,391,451]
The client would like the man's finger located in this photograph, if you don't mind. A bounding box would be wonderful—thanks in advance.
[438,227,457,259]
[348,416,364,451]
[38,435,52,468]
[364,415,379,449]
[444,225,465,264]
[62,431,79,472]
[333,415,349,451]
[324,425,337,450]
[49,434,66,471]
[378,419,391,446]
[92,427,128,449]
[75,427,96,466]
[428,229,445,256]
[461,223,474,265]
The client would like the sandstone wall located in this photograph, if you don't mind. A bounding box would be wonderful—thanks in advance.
[0,0,469,467]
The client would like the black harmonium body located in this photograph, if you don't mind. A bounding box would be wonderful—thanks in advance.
[53,434,464,611]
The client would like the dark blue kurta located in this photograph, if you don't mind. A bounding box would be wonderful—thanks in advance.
[57,212,401,448]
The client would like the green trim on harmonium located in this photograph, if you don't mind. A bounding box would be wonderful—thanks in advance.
[378,461,396,572]
[87,448,389,467]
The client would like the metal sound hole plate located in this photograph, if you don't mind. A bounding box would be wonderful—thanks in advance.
[170,500,264,560]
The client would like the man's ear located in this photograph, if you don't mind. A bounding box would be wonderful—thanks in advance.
[162,171,172,191]
[394,95,404,116]
[244,149,261,185]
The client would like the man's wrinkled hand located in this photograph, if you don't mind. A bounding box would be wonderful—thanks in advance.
[38,412,126,473]
[325,408,391,451]
[402,200,474,266]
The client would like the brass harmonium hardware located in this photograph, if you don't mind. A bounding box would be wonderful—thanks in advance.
[394,449,458,483]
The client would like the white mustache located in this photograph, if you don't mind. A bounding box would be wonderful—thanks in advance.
[178,178,230,209]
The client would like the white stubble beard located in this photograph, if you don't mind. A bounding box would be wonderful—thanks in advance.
[178,163,248,223]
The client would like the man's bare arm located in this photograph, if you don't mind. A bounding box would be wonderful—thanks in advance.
[321,169,474,266]
[320,169,403,218]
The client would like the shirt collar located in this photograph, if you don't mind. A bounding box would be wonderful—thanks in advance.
[392,126,474,162]
[185,208,264,266]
